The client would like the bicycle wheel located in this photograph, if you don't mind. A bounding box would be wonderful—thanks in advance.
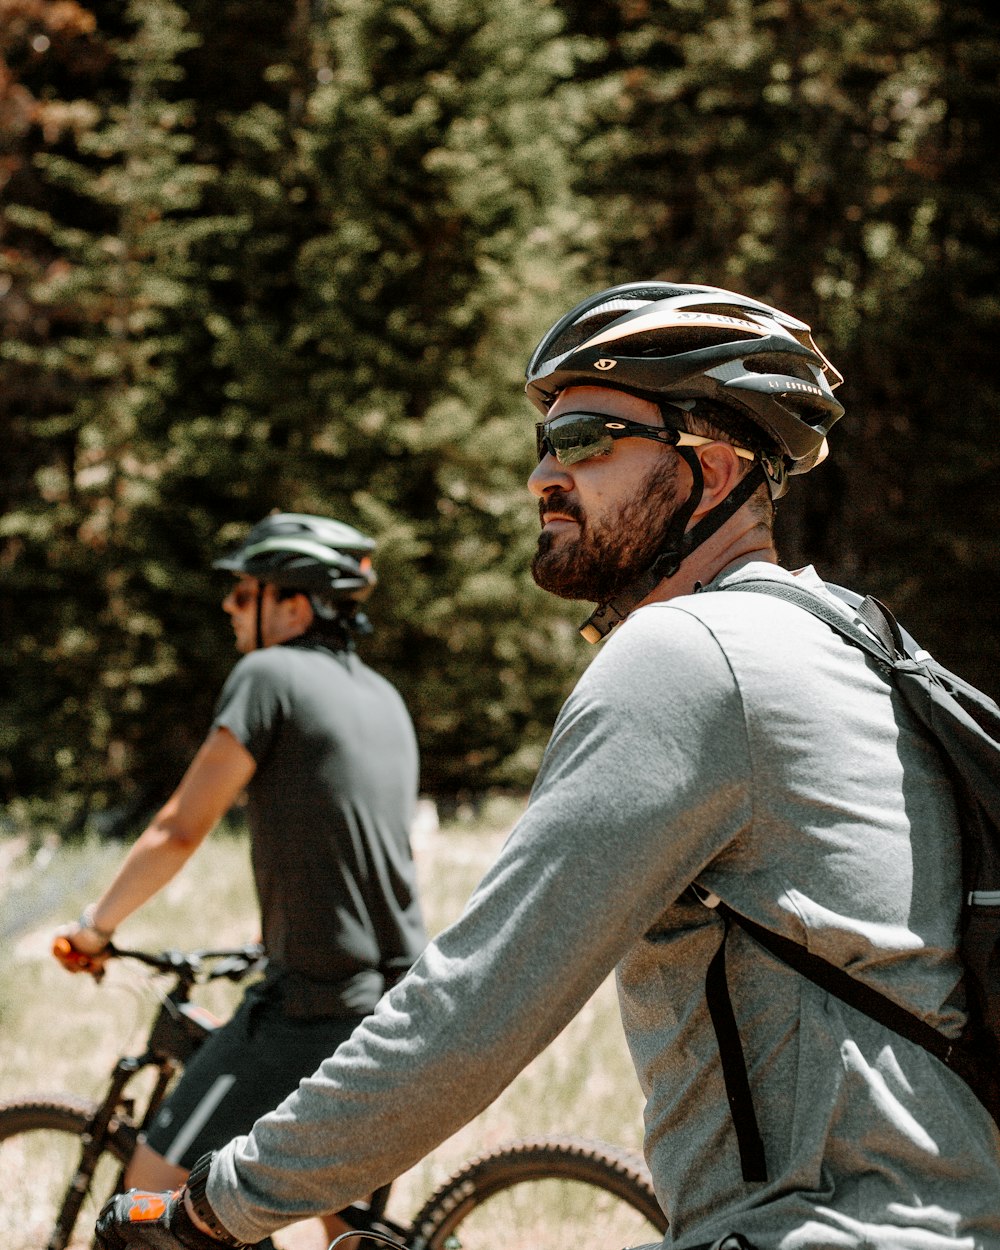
[0,1096,138,1250]
[407,1137,668,1250]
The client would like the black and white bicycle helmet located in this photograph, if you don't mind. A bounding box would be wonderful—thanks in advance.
[526,281,843,478]
[525,282,845,641]
[213,512,377,601]
[214,513,378,650]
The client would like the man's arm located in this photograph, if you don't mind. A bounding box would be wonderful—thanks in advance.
[93,606,747,1248]
[202,608,750,1243]
[55,727,256,968]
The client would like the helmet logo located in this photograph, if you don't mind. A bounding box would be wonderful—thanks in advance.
[764,378,822,396]
[594,358,617,371]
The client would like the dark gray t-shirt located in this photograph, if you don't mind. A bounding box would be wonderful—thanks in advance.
[213,636,425,1017]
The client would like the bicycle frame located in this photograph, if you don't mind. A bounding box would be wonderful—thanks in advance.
[49,1051,173,1250]
[46,948,251,1250]
[47,984,404,1250]
[10,941,666,1250]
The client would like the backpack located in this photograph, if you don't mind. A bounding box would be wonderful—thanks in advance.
[699,577,1000,1184]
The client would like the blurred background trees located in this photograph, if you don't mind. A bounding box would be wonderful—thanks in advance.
[2,0,998,825]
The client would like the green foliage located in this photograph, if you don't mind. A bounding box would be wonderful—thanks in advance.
[3,0,1000,816]
[265,0,597,789]
[559,0,1000,693]
[1,0,235,807]
[1,0,593,811]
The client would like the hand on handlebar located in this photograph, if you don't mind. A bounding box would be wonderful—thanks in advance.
[95,1188,216,1250]
[52,931,111,981]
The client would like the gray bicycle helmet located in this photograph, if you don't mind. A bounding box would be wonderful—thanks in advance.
[525,282,845,642]
[526,281,844,480]
[213,512,377,601]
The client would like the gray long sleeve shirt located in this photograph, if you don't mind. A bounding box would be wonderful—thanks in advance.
[210,561,1000,1249]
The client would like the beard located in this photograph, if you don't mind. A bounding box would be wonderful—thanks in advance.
[531,454,685,602]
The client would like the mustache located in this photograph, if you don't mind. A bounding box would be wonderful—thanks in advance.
[539,491,584,525]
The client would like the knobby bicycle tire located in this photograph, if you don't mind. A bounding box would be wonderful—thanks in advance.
[0,1096,139,1250]
[407,1137,667,1250]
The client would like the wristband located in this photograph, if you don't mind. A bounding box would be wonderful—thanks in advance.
[168,1199,231,1250]
[78,904,115,942]
[183,1153,248,1249]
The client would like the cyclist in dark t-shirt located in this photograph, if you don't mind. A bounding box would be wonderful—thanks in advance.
[54,512,426,1248]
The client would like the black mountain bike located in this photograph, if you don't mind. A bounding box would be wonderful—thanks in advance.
[0,943,667,1250]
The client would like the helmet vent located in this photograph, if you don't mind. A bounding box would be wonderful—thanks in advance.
[625,325,756,358]
[552,302,643,357]
[742,352,817,383]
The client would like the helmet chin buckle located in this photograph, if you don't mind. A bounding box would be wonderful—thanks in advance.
[580,600,632,644]
[578,556,678,643]
[577,461,767,644]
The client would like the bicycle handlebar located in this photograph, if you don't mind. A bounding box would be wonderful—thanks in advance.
[52,936,108,979]
[110,942,266,976]
[52,937,266,984]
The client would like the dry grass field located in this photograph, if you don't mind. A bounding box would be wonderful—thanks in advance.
[0,798,654,1248]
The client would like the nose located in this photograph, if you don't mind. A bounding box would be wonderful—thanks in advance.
[528,451,573,498]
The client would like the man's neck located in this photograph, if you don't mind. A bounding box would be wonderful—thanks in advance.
[640,522,779,607]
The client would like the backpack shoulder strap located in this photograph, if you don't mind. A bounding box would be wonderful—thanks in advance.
[703,578,1000,1173]
[713,901,958,1062]
[701,896,991,1184]
[728,577,1000,805]
[723,577,901,669]
[855,595,905,658]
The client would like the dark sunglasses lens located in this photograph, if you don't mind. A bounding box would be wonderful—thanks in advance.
[537,414,615,466]
[231,585,256,609]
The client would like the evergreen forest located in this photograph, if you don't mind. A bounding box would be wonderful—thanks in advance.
[3,0,999,822]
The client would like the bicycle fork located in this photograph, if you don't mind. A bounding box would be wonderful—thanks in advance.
[50,1054,177,1250]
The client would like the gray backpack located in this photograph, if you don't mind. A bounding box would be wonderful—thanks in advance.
[704,578,1000,1183]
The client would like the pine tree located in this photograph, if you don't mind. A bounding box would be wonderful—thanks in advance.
[1,0,229,812]
[194,0,599,792]
[558,0,1000,694]
[3,0,603,813]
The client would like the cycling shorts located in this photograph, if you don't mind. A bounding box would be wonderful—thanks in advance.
[142,979,362,1169]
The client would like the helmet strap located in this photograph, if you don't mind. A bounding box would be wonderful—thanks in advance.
[302,599,373,651]
[579,457,768,643]
[254,586,264,651]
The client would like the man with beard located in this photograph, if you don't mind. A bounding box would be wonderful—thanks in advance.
[96,285,1000,1250]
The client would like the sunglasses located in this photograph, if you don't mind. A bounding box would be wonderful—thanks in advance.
[535,411,754,467]
[227,583,260,610]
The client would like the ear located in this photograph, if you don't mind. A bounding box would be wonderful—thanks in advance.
[289,592,315,631]
[690,442,747,520]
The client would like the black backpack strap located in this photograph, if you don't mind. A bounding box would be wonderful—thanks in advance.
[701,898,989,1184]
[714,903,960,1066]
[723,901,996,1109]
[723,578,898,670]
[708,576,999,1145]
[855,595,905,659]
[704,911,768,1183]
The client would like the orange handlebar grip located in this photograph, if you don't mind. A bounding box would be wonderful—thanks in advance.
[52,935,105,978]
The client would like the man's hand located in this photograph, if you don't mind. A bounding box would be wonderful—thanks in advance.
[95,1189,223,1250]
[95,1189,186,1250]
[54,904,116,979]
[52,932,110,980]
